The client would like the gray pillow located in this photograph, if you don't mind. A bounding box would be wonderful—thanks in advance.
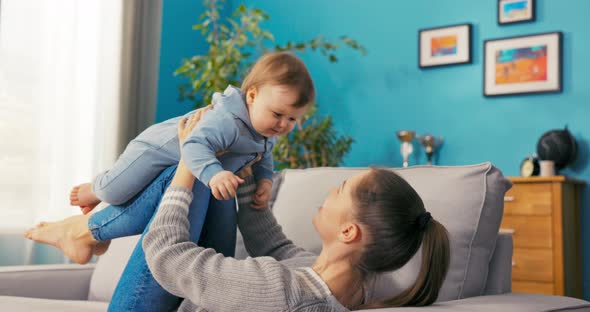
[266,163,511,302]
[88,235,140,302]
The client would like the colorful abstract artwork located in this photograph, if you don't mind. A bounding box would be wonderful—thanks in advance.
[419,24,471,68]
[495,45,547,84]
[484,32,562,96]
[498,0,535,24]
[502,0,529,20]
[431,35,457,57]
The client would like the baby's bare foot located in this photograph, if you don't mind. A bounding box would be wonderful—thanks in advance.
[24,215,97,264]
[70,183,101,213]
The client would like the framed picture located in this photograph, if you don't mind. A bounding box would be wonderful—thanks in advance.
[498,0,535,25]
[419,23,472,68]
[484,32,562,97]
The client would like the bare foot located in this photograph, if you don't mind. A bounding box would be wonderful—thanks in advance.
[24,214,97,264]
[70,183,101,214]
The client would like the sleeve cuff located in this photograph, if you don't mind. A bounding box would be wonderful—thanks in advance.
[162,186,194,209]
[199,163,224,186]
[253,168,274,181]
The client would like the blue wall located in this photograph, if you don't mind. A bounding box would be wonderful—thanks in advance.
[157,0,590,298]
[156,1,233,122]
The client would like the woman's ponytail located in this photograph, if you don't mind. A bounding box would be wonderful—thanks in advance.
[358,219,449,309]
[352,168,450,310]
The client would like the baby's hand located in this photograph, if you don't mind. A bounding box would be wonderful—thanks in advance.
[251,179,272,209]
[209,171,244,200]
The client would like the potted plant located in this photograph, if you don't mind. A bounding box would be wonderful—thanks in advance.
[175,0,365,169]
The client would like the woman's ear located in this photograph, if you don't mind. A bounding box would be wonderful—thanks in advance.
[246,87,257,106]
[338,223,361,244]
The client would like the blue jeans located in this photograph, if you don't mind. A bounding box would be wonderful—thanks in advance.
[88,165,237,311]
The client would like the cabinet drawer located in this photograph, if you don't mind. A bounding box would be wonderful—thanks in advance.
[504,183,552,216]
[512,248,553,282]
[513,281,554,295]
[500,215,552,248]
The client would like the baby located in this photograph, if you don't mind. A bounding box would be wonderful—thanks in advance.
[70,51,315,213]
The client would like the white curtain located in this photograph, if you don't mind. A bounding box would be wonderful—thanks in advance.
[0,0,125,265]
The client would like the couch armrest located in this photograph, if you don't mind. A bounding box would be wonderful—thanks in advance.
[483,232,513,295]
[0,264,95,300]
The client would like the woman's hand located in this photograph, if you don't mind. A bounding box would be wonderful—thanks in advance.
[251,179,272,209]
[172,105,213,189]
[178,105,213,146]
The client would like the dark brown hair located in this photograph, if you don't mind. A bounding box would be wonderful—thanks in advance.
[241,51,315,108]
[353,168,450,309]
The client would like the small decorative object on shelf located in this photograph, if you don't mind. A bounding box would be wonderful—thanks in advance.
[536,126,578,172]
[417,134,443,165]
[539,160,556,177]
[396,130,415,168]
[520,155,540,177]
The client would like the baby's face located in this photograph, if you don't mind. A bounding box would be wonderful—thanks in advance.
[246,84,309,138]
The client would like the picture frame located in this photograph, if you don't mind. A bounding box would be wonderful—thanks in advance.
[419,23,472,69]
[483,32,562,97]
[498,0,535,25]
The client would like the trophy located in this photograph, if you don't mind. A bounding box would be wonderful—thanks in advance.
[396,130,415,168]
[417,134,443,165]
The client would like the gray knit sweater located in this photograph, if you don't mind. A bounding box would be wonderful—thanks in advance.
[143,183,354,311]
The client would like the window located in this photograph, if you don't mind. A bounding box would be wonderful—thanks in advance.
[0,0,124,231]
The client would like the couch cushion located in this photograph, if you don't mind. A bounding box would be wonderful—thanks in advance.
[266,163,511,302]
[0,296,109,312]
[356,293,590,312]
[484,232,513,295]
[88,235,141,302]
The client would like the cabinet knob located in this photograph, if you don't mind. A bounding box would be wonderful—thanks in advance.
[504,196,515,202]
[499,228,516,235]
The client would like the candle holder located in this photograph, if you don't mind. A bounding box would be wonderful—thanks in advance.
[417,134,444,165]
[396,130,415,168]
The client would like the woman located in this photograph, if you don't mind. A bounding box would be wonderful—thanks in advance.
[26,111,450,310]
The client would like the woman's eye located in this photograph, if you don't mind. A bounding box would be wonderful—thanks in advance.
[273,112,281,118]
[289,118,296,122]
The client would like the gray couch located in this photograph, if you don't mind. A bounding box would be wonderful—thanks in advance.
[1,163,589,311]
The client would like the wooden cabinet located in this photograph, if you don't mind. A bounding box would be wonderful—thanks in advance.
[501,176,584,298]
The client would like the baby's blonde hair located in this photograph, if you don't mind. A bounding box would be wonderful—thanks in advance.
[241,52,315,108]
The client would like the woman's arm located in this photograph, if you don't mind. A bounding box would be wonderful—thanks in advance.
[168,111,201,189]
[143,186,305,311]
[236,176,316,260]
[142,111,301,311]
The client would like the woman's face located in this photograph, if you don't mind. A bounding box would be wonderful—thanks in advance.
[312,171,369,245]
